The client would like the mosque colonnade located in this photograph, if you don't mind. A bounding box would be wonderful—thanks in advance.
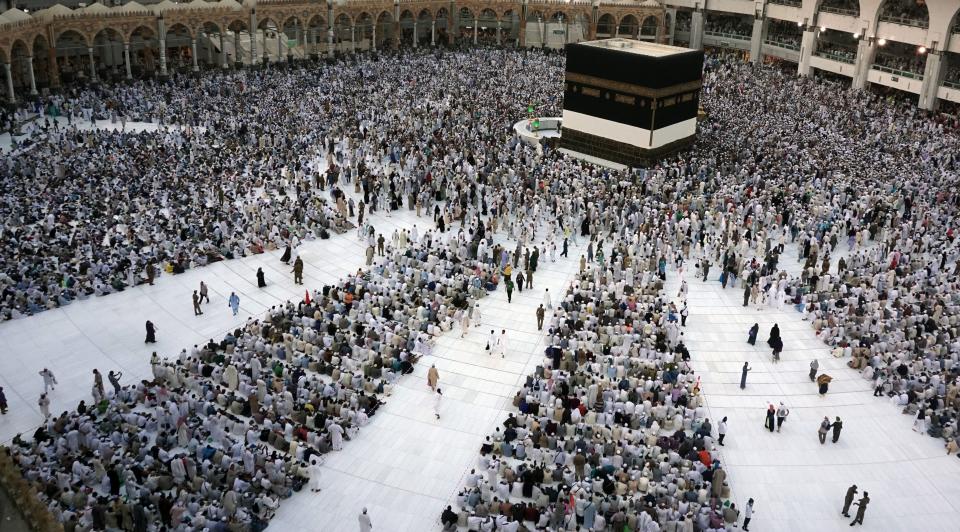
[0,0,665,103]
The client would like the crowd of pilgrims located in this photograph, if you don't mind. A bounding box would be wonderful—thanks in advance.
[443,51,960,530]
[3,41,960,530]
[6,185,512,530]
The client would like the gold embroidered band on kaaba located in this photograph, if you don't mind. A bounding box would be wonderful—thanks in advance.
[565,72,702,99]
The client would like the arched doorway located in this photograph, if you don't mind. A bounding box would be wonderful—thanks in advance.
[478,9,498,45]
[54,30,90,85]
[375,11,394,49]
[282,16,304,60]
[526,10,545,47]
[306,15,326,57]
[31,34,51,90]
[618,15,639,39]
[597,14,616,38]
[165,24,192,73]
[501,10,518,46]
[399,10,416,47]
[226,19,250,65]
[435,8,450,46]
[416,10,432,47]
[640,16,658,40]
[355,13,373,51]
[129,25,158,76]
[92,28,124,81]
[199,21,223,68]
[458,7,475,45]
[11,39,32,95]
[257,18,282,63]
[878,0,929,28]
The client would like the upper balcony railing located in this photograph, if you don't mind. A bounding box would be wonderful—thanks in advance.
[871,63,924,80]
[877,14,929,29]
[769,0,802,7]
[819,6,858,17]
[704,30,751,40]
[815,49,856,64]
[764,38,800,51]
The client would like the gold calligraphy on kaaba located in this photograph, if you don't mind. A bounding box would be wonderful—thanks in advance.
[565,72,702,98]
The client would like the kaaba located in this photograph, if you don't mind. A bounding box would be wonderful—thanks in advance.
[560,39,704,167]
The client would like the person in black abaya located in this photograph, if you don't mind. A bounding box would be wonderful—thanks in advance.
[280,244,292,264]
[522,469,535,497]
[767,323,782,362]
[144,320,157,343]
[257,267,266,288]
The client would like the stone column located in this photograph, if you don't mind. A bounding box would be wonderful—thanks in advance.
[87,47,97,82]
[431,20,436,46]
[124,42,132,79]
[749,16,767,64]
[589,4,598,40]
[4,63,14,103]
[159,39,168,75]
[448,0,455,43]
[205,33,214,64]
[327,0,334,56]
[918,50,944,111]
[473,18,478,45]
[413,22,418,48]
[394,0,401,49]
[220,32,227,68]
[372,24,377,51]
[852,38,875,90]
[497,20,501,45]
[26,55,37,95]
[250,11,259,65]
[666,8,676,45]
[47,42,60,89]
[351,26,356,53]
[110,41,119,74]
[797,28,816,77]
[277,29,283,61]
[157,17,167,76]
[234,31,241,65]
[191,38,199,71]
[689,10,704,50]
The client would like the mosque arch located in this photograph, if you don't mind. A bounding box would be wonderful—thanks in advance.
[640,15,659,37]
[618,14,639,39]
[877,0,929,28]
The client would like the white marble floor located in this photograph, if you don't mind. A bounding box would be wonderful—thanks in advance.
[271,233,587,532]
[662,264,960,532]
[2,120,959,531]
